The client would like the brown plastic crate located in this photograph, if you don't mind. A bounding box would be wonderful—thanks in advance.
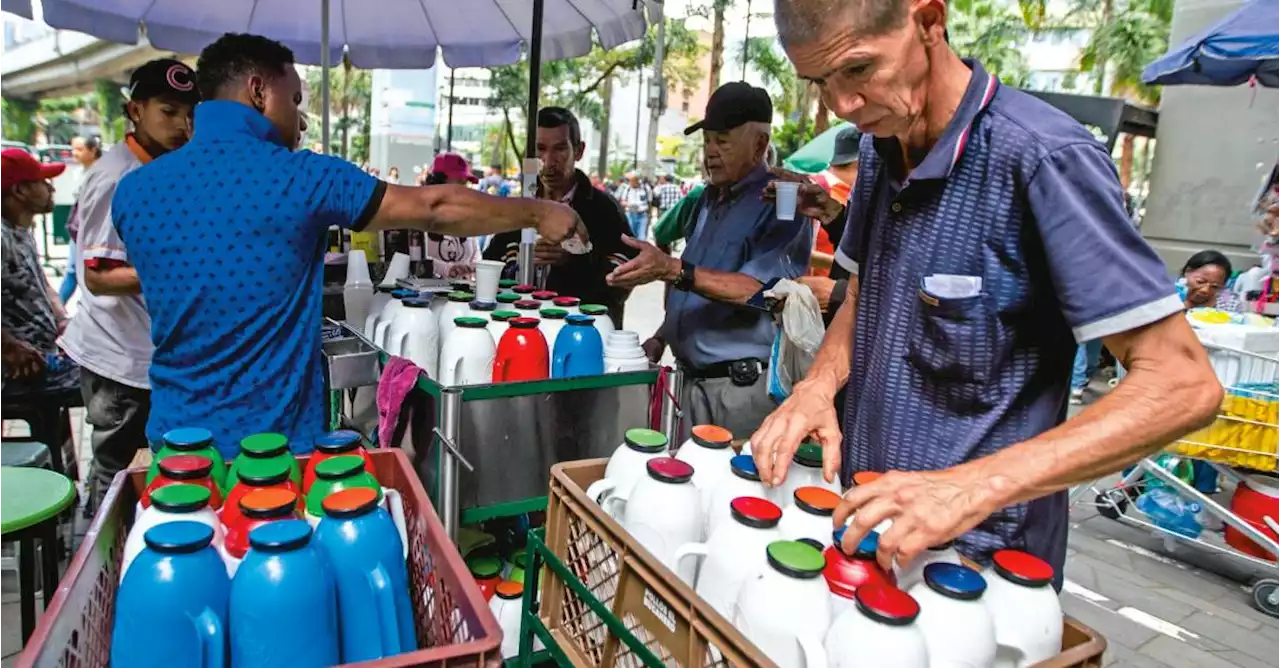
[541,458,1106,668]
[18,449,502,668]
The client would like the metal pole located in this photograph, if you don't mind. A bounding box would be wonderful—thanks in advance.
[741,0,751,80]
[320,0,331,154]
[446,70,456,151]
[632,72,643,170]
[438,389,463,540]
[644,15,666,179]
[661,368,684,444]
[517,0,545,286]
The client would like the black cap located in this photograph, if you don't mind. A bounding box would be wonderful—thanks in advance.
[830,125,863,166]
[129,58,201,106]
[684,82,772,136]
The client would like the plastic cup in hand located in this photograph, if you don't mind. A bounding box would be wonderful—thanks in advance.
[774,182,801,221]
[381,253,411,287]
[474,260,504,304]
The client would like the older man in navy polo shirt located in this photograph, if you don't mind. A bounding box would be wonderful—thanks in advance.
[750,0,1222,585]
[608,82,812,438]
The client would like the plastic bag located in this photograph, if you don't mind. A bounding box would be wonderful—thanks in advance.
[765,279,826,403]
[1134,486,1204,539]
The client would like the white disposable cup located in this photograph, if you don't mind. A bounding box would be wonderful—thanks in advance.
[774,182,800,221]
[346,249,372,287]
[474,259,504,304]
[381,252,411,287]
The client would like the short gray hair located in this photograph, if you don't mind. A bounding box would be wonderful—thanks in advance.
[774,0,908,48]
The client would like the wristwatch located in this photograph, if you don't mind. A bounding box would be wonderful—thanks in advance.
[672,259,695,292]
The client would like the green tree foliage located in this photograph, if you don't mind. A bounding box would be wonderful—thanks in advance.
[305,56,372,158]
[2,98,39,143]
[949,0,1031,86]
[39,95,91,145]
[93,79,126,142]
[1079,0,1170,104]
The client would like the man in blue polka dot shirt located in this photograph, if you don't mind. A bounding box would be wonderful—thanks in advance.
[749,0,1223,587]
[111,33,586,458]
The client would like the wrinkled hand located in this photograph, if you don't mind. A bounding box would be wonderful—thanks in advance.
[642,336,665,364]
[605,236,678,289]
[749,381,843,487]
[796,276,835,311]
[536,201,588,245]
[533,238,570,266]
[446,263,474,279]
[833,468,1004,572]
[763,168,841,222]
[2,339,45,379]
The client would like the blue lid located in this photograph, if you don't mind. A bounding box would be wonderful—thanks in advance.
[730,454,760,481]
[565,314,595,325]
[402,297,430,308]
[317,430,360,447]
[923,563,987,601]
[163,427,213,448]
[391,289,417,299]
[469,300,497,311]
[143,521,214,553]
[248,519,313,552]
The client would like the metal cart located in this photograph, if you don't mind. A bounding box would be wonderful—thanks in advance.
[1070,340,1279,615]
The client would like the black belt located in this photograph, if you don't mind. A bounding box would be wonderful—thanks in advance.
[677,358,767,380]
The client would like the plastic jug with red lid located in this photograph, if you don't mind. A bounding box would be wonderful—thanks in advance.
[983,550,1062,667]
[224,488,301,559]
[142,454,223,509]
[148,427,227,492]
[825,583,930,667]
[825,529,896,616]
[221,457,301,534]
[493,317,549,382]
[672,496,782,618]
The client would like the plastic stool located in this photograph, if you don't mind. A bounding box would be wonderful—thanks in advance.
[1,467,75,644]
[1,441,53,469]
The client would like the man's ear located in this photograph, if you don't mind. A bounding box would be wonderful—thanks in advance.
[247,75,267,111]
[125,100,143,125]
[574,142,586,162]
[913,0,948,47]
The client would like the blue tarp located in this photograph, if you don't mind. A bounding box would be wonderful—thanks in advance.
[1142,0,1278,88]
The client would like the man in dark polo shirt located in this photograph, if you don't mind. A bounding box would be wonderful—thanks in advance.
[750,0,1222,586]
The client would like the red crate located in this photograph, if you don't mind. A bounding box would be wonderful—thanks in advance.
[18,449,502,667]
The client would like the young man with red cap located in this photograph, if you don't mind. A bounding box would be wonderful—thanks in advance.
[1,149,74,397]
[58,58,201,511]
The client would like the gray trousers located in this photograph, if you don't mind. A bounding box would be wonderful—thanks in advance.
[678,373,776,444]
[80,368,150,511]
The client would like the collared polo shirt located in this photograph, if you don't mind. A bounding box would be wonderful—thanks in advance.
[835,61,1181,585]
[666,164,813,368]
[112,100,385,457]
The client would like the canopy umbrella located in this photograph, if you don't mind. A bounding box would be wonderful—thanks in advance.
[1141,0,1278,88]
[782,122,851,174]
[2,0,31,19]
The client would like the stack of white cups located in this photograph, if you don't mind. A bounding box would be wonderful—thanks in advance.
[603,331,649,373]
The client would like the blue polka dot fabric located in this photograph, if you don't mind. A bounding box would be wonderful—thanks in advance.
[834,61,1178,586]
[112,101,381,458]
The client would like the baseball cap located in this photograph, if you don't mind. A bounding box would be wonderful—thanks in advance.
[684,82,772,136]
[431,153,478,183]
[1,149,65,192]
[128,58,201,105]
[830,125,863,166]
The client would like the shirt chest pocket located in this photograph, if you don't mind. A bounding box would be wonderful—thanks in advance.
[904,288,997,386]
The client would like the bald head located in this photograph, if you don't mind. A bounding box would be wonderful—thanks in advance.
[774,0,908,47]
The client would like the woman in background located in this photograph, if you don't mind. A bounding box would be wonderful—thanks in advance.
[422,153,481,279]
[60,135,103,305]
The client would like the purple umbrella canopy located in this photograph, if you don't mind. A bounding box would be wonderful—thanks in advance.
[38,0,662,68]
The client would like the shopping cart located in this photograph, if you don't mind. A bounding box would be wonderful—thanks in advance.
[1070,341,1279,616]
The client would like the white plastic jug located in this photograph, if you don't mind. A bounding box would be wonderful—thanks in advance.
[122,484,225,580]
[673,497,782,618]
[706,455,770,539]
[439,317,496,386]
[894,541,963,592]
[982,550,1063,668]
[386,297,440,378]
[824,583,930,668]
[778,486,842,549]
[613,458,703,584]
[584,428,668,520]
[907,563,998,668]
[674,424,735,525]
[733,540,830,668]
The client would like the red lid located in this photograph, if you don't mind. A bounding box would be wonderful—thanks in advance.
[552,296,580,307]
[509,316,540,329]
[646,457,694,484]
[823,544,896,599]
[531,290,558,300]
[158,454,213,480]
[793,487,841,516]
[730,497,782,528]
[514,299,541,310]
[855,583,921,626]
[992,549,1054,588]
[513,284,535,294]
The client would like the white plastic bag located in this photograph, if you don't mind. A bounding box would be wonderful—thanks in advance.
[764,279,826,403]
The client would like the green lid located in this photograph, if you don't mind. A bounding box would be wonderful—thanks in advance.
[624,428,667,452]
[509,549,528,569]
[491,310,519,321]
[499,279,518,288]
[448,291,475,302]
[766,540,825,578]
[454,316,488,328]
[496,293,520,304]
[580,304,608,315]
[539,308,567,319]
[315,454,365,479]
[150,484,211,512]
[794,442,823,467]
[467,556,504,579]
[240,433,289,457]
[237,457,292,485]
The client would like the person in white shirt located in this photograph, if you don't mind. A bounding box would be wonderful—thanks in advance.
[57,58,200,512]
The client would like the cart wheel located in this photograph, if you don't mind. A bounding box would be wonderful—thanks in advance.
[1251,579,1278,617]
[1096,490,1128,521]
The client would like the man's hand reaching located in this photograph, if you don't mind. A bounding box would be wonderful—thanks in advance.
[536,201,588,246]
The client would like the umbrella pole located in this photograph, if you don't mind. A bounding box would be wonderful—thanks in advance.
[321,0,331,155]
[446,70,456,151]
[517,0,545,286]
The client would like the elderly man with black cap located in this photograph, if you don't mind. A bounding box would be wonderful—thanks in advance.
[607,82,813,438]
[58,58,201,511]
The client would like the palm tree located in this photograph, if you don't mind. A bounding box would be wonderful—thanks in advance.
[306,56,372,158]
[948,0,1031,85]
[707,0,733,91]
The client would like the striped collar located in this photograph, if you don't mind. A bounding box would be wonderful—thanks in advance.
[872,59,999,183]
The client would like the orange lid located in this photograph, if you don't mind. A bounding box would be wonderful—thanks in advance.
[239,488,298,519]
[852,471,883,486]
[322,487,379,517]
[495,580,524,599]
[691,424,733,445]
[794,486,841,512]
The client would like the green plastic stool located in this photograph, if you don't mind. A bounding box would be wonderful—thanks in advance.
[1,466,75,644]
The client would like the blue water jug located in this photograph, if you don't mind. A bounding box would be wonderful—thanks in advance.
[112,521,229,668]
[1135,487,1204,539]
[313,487,417,661]
[229,520,339,667]
[552,314,605,378]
